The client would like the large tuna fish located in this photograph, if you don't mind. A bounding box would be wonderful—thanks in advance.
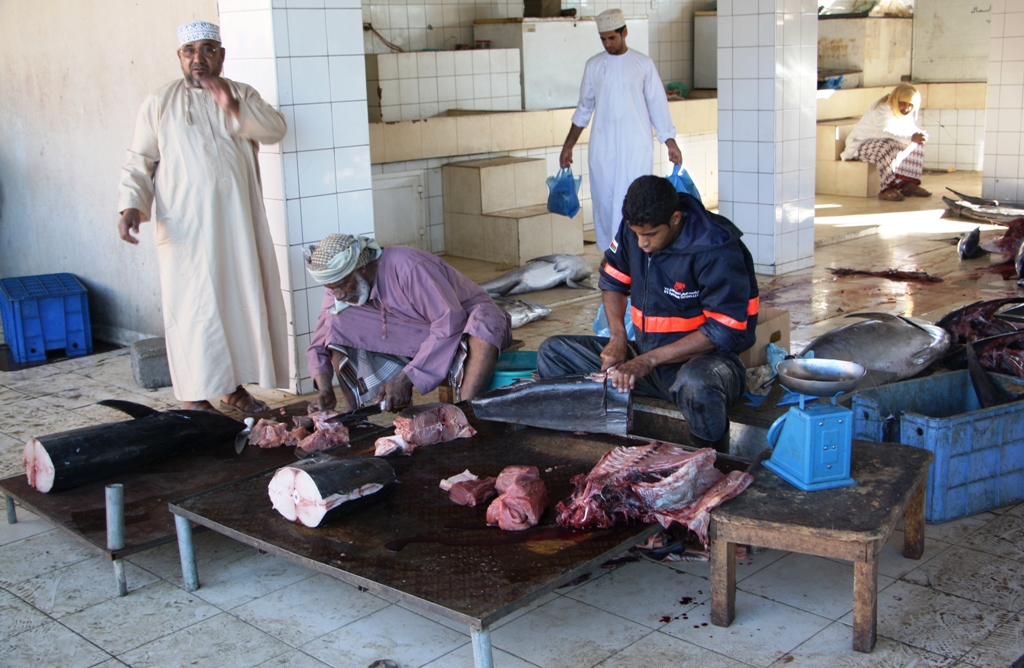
[493,297,551,329]
[470,373,631,436]
[800,313,950,382]
[478,254,593,297]
[268,455,396,528]
[23,400,244,494]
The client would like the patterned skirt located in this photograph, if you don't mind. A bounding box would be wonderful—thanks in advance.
[853,138,925,190]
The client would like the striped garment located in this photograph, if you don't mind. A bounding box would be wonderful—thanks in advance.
[854,138,925,190]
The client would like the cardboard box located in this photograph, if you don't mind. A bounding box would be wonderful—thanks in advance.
[738,306,790,368]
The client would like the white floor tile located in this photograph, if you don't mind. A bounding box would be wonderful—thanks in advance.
[254,650,334,667]
[232,573,390,647]
[660,589,832,667]
[9,553,160,618]
[0,587,51,642]
[781,621,955,667]
[0,386,30,403]
[60,579,222,655]
[564,559,709,629]
[959,511,1024,563]
[300,604,467,668]
[421,641,541,668]
[958,612,1024,668]
[0,397,100,443]
[901,545,1024,612]
[592,630,748,667]
[924,511,1000,545]
[490,595,651,668]
[664,546,787,583]
[845,580,1012,658]
[0,529,97,587]
[0,507,53,547]
[126,529,253,582]
[738,552,894,620]
[0,620,112,668]
[118,612,292,668]
[190,548,314,610]
[875,529,953,580]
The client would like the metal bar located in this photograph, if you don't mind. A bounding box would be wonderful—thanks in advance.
[105,484,128,597]
[175,514,200,592]
[5,494,16,524]
[471,627,493,668]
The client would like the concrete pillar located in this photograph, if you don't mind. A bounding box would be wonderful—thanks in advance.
[716,0,818,276]
[982,0,1024,201]
[219,0,374,395]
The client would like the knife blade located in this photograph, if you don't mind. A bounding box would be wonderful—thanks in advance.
[234,417,256,454]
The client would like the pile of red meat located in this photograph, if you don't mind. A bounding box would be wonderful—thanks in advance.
[555,441,753,545]
[440,470,497,507]
[375,403,475,456]
[485,465,548,531]
[249,411,349,453]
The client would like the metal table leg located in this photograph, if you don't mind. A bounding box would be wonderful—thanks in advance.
[174,514,200,591]
[5,494,16,524]
[105,484,128,597]
[471,626,493,668]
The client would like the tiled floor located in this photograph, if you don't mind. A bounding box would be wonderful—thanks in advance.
[2,171,1023,667]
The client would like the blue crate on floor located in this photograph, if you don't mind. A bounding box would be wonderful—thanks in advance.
[852,370,1024,523]
[0,273,93,363]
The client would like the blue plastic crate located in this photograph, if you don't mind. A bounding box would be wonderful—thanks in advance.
[852,370,1024,523]
[0,273,93,363]
[485,351,538,391]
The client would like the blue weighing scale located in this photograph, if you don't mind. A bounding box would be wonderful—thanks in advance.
[763,358,866,492]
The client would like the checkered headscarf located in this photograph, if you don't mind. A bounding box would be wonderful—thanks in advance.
[304,234,382,285]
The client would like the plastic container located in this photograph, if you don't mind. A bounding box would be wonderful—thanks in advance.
[485,351,537,391]
[852,370,1024,522]
[0,273,93,363]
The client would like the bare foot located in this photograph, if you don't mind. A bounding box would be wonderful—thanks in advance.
[181,400,221,413]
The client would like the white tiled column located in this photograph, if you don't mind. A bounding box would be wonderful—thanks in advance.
[220,0,374,395]
[983,0,1024,201]
[716,0,816,276]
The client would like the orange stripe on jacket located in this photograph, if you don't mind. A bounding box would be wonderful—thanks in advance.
[630,306,706,333]
[748,296,760,315]
[602,262,631,285]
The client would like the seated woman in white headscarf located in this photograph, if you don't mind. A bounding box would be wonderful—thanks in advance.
[841,84,931,202]
[304,234,512,413]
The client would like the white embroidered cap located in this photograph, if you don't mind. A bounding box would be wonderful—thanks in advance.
[596,9,626,33]
[177,21,221,45]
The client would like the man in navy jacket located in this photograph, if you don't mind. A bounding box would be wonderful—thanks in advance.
[537,175,759,450]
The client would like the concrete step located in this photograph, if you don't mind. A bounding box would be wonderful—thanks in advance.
[442,156,549,215]
[816,159,881,197]
[444,204,584,266]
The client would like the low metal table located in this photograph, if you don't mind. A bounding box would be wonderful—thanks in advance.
[1,403,385,595]
[170,409,745,668]
[709,439,933,652]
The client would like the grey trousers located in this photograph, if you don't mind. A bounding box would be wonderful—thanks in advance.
[536,335,746,443]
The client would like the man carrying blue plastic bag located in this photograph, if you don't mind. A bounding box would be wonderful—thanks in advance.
[538,175,759,451]
[558,8,681,251]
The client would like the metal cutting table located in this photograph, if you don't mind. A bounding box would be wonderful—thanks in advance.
[169,408,748,668]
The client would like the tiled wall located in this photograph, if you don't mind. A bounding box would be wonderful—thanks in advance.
[716,0,818,276]
[361,0,707,88]
[983,0,1024,201]
[920,109,986,172]
[222,0,374,396]
[366,48,522,122]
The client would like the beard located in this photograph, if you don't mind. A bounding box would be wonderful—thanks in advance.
[346,273,371,307]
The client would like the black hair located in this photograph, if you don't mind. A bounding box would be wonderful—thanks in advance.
[615,26,625,35]
[621,175,679,228]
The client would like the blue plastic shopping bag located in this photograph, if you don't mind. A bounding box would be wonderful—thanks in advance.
[546,168,582,218]
[667,164,702,203]
[592,299,636,341]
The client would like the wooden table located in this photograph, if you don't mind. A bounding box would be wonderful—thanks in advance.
[709,439,932,652]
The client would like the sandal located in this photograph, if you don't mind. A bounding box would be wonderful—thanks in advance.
[181,400,223,414]
[901,183,932,197]
[878,188,904,202]
[219,388,270,416]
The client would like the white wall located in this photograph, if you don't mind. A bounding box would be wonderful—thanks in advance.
[0,0,218,344]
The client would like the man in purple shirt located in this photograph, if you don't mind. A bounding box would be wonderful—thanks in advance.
[305,234,513,412]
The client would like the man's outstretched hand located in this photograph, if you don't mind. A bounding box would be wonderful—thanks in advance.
[118,208,142,245]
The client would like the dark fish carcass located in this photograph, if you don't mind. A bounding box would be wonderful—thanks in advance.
[935,297,1024,345]
[470,373,632,436]
[268,455,396,528]
[23,400,244,494]
[555,442,752,546]
[800,313,950,382]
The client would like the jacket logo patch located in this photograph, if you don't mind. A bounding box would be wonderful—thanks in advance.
[674,282,685,291]
[664,286,700,300]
